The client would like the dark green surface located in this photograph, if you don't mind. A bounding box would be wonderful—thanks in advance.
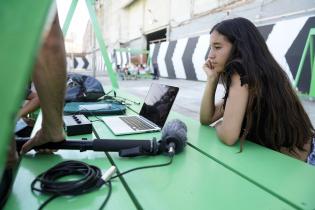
[0,0,52,179]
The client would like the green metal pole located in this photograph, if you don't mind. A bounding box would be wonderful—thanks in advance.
[310,35,315,97]
[310,35,314,72]
[294,35,310,87]
[0,0,53,178]
[62,0,78,36]
[147,54,151,68]
[85,0,118,89]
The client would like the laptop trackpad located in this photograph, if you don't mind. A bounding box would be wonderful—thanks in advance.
[103,116,135,133]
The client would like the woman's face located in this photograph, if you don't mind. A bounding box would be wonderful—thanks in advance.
[208,30,233,73]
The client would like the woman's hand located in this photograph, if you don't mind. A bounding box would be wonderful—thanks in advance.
[203,59,219,79]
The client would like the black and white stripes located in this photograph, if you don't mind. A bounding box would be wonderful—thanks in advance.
[66,50,130,72]
[66,15,315,94]
[150,15,315,93]
[113,50,131,68]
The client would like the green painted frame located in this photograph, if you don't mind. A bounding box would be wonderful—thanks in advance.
[62,0,78,35]
[294,28,315,98]
[0,0,53,178]
[85,0,118,89]
[62,0,119,89]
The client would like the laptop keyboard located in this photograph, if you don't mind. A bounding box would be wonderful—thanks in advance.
[120,116,155,131]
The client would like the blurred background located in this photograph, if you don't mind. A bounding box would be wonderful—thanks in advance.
[56,0,315,125]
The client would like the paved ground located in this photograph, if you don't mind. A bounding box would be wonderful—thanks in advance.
[73,69,315,127]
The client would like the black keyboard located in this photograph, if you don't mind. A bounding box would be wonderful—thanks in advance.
[120,116,155,131]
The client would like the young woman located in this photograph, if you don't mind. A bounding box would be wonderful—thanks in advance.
[200,17,315,165]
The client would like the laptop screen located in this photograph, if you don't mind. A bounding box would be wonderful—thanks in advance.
[139,83,179,128]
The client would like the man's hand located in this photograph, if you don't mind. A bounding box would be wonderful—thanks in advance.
[20,127,64,154]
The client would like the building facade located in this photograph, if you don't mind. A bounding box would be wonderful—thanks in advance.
[85,0,315,51]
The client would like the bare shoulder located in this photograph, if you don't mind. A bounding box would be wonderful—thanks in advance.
[230,72,248,89]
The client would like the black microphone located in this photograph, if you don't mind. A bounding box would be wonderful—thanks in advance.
[16,119,187,157]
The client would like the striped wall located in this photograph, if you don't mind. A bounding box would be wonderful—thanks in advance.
[150,15,315,93]
[66,55,91,70]
[66,50,116,72]
[113,50,131,68]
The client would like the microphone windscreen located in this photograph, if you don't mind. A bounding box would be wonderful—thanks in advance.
[161,119,187,153]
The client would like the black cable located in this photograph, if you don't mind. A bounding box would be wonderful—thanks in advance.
[31,160,110,210]
[31,157,173,210]
[99,181,112,210]
[110,156,173,180]
[115,95,141,105]
[104,90,141,106]
[91,111,175,180]
[37,194,59,210]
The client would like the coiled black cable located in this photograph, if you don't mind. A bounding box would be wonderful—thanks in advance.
[31,160,111,210]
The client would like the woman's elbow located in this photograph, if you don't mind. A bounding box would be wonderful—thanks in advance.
[217,132,238,146]
[221,138,237,146]
[199,115,211,125]
[200,118,210,125]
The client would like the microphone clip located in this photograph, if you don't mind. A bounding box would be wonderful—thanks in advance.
[119,138,159,157]
[119,146,143,157]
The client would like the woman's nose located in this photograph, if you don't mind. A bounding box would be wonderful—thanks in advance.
[208,50,215,59]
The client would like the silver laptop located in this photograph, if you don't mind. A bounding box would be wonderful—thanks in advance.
[102,83,179,135]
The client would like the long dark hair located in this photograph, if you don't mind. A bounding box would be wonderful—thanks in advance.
[211,17,314,153]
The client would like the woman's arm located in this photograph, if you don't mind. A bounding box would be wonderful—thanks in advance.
[215,73,248,145]
[200,59,224,125]
[200,77,224,124]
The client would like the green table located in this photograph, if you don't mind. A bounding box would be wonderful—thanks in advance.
[5,89,315,210]
[101,88,315,210]
[170,112,315,210]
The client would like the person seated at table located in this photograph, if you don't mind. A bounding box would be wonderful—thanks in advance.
[123,64,131,78]
[15,85,40,137]
[18,85,40,118]
[199,17,315,165]
[116,64,125,80]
